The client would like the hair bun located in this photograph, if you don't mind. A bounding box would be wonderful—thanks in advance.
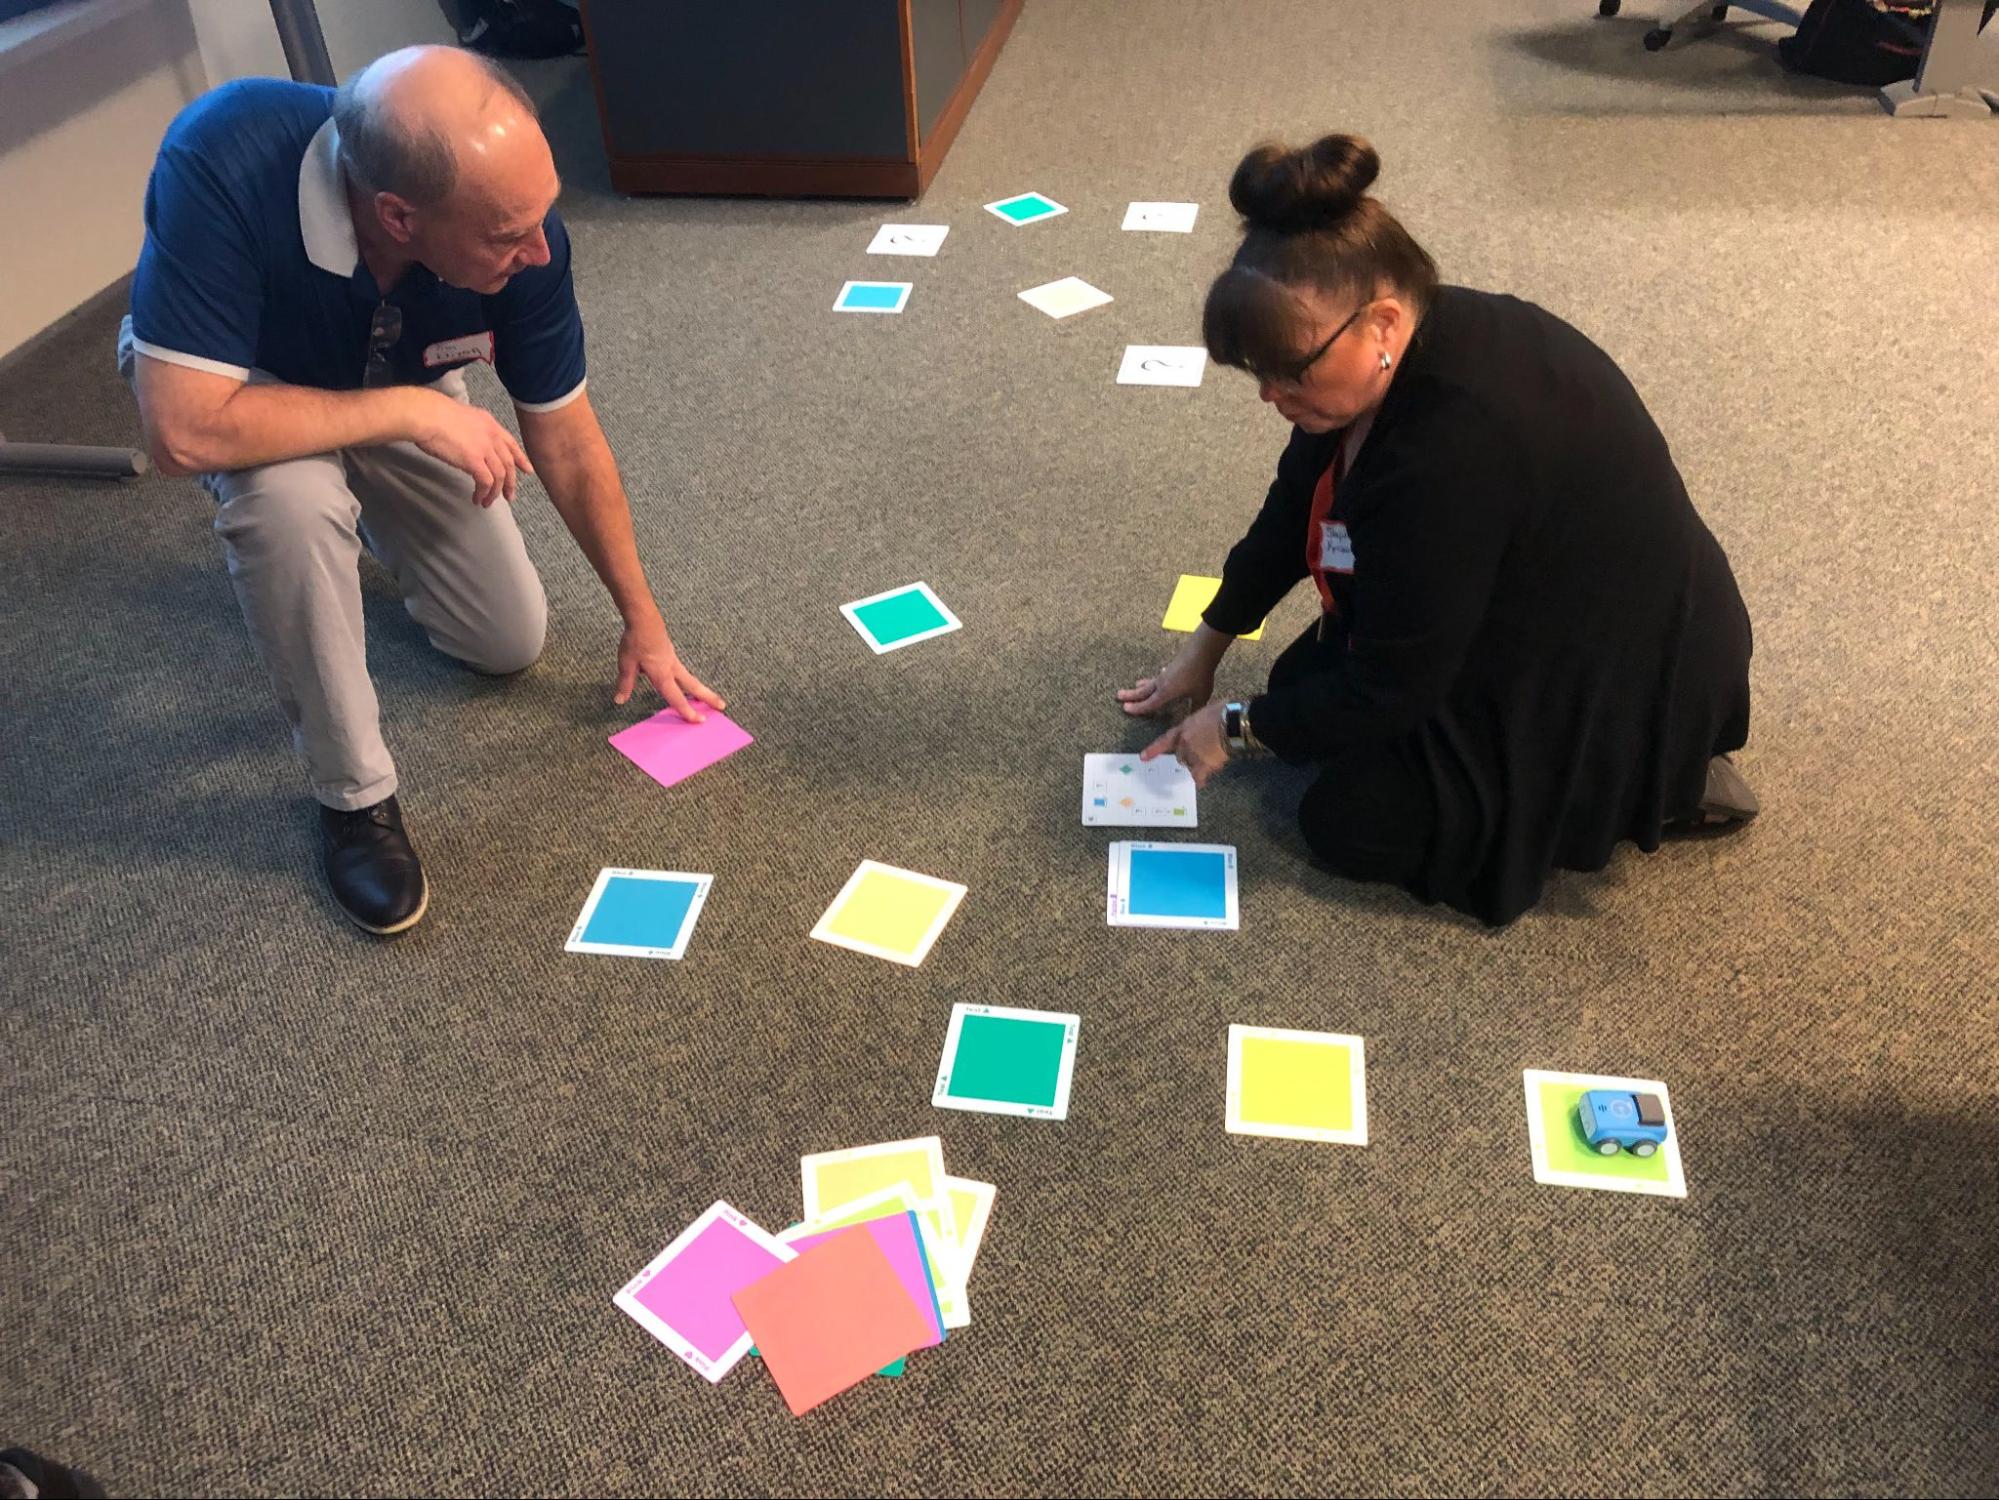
[1229,134,1381,233]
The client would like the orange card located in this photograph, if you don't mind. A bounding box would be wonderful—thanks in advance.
[732,1228,933,1416]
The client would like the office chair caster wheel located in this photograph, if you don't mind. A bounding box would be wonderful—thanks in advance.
[1644,26,1671,48]
[1598,0,1620,14]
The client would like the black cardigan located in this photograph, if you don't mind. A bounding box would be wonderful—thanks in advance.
[1207,286,1752,924]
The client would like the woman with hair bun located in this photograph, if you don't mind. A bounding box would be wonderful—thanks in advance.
[1119,133,1755,926]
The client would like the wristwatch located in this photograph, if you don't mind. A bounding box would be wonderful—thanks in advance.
[1224,701,1250,752]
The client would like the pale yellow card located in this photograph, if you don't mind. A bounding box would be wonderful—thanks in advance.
[810,861,967,967]
[1163,574,1262,641]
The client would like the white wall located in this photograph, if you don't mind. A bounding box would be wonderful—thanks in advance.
[0,0,456,362]
[184,0,455,95]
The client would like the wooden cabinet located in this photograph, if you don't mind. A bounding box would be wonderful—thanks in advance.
[578,0,1024,198]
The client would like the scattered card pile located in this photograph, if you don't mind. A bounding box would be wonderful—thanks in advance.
[616,1138,997,1415]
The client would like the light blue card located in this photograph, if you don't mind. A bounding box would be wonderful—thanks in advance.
[566,868,712,959]
[835,280,912,314]
[1107,842,1239,930]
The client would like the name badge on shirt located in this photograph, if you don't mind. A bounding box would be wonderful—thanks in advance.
[1318,520,1355,574]
[423,332,495,367]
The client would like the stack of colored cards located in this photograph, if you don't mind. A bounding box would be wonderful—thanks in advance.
[614,1137,997,1416]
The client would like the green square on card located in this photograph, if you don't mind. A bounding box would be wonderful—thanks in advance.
[1537,1080,1671,1183]
[946,1013,1066,1107]
[853,588,949,646]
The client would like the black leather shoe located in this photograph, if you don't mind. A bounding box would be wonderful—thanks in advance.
[319,795,428,935]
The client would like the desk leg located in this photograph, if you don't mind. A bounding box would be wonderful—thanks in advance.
[1879,0,1997,116]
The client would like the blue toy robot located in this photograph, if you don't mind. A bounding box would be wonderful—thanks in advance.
[1577,1089,1669,1157]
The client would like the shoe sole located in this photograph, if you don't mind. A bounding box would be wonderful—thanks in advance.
[340,869,430,937]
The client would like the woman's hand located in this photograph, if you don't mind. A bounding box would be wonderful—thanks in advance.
[1116,634,1223,719]
[1141,701,1230,788]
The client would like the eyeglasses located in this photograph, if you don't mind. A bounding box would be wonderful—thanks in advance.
[363,301,403,388]
[1257,301,1367,390]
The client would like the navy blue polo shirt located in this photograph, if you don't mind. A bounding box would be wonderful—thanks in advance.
[130,78,587,410]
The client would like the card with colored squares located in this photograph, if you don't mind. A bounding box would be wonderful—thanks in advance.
[983,191,1067,225]
[1122,201,1199,233]
[1082,753,1197,828]
[1161,574,1261,639]
[809,860,967,967]
[1225,1025,1369,1145]
[933,1002,1080,1121]
[834,280,912,314]
[1107,841,1239,931]
[866,224,949,256]
[840,582,962,654]
[1119,345,1208,388]
[1523,1069,1687,1198]
[613,1200,794,1382]
[566,868,713,961]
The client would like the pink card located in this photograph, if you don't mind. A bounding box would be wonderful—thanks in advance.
[609,708,752,790]
[613,1201,794,1382]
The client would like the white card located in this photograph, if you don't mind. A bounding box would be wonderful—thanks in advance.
[1122,201,1199,233]
[866,223,950,256]
[1107,840,1240,930]
[565,868,713,960]
[612,1201,794,1383]
[1082,753,1197,828]
[1018,276,1114,320]
[1117,344,1207,387]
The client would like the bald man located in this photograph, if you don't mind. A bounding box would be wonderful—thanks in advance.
[120,48,720,936]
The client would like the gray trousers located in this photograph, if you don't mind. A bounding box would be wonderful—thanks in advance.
[120,319,547,810]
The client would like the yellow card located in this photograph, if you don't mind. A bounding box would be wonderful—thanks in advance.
[801,1136,947,1217]
[1225,1025,1368,1145]
[1163,574,1262,641]
[810,860,967,967]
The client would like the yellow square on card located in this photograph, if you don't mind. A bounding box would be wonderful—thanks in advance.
[1163,574,1262,641]
[812,1149,942,1211]
[825,870,952,956]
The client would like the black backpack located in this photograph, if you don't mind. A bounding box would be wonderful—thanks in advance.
[1774,0,1979,86]
[452,0,584,60]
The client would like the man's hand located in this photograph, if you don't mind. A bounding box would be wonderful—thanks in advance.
[616,611,726,722]
[412,388,534,507]
[1140,700,1231,788]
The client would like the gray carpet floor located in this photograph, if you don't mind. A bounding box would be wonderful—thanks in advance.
[5,2,1998,1495]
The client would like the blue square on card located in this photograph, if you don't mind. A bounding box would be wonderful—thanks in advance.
[1127,849,1228,920]
[582,876,699,948]
[838,282,907,312]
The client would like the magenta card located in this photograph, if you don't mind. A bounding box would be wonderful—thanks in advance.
[781,1213,945,1348]
[613,1201,793,1382]
[609,708,753,790]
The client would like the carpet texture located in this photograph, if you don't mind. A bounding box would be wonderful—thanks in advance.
[3,2,1997,1495]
